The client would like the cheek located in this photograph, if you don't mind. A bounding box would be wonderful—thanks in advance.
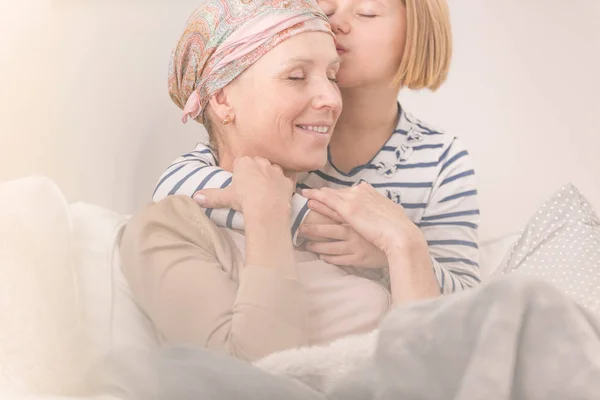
[370,25,405,67]
[272,90,309,126]
[388,26,407,65]
[247,96,301,146]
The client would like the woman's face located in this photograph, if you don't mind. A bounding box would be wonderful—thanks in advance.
[223,32,342,173]
[318,0,407,88]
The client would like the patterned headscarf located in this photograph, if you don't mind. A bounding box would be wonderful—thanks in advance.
[168,0,333,124]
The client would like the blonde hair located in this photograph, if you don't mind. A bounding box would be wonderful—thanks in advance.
[393,0,452,91]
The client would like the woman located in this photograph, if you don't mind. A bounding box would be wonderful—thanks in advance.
[121,0,438,363]
[153,0,479,294]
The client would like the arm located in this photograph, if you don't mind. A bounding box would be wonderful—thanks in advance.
[120,196,308,362]
[386,229,440,305]
[155,143,311,242]
[419,138,481,294]
[153,143,224,201]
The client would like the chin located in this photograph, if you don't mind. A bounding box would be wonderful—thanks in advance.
[336,76,362,90]
[335,67,380,89]
[335,67,359,88]
[290,154,327,173]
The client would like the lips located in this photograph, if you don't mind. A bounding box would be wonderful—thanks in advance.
[336,43,348,54]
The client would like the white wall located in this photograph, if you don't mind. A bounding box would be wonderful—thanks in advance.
[400,0,600,239]
[1,0,203,215]
[2,0,599,240]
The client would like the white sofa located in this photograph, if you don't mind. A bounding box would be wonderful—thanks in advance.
[0,177,156,398]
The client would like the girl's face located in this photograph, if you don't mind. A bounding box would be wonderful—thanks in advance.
[318,0,407,88]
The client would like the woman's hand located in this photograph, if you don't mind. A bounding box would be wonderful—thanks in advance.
[194,156,294,215]
[301,183,424,256]
[195,157,296,272]
[299,221,389,268]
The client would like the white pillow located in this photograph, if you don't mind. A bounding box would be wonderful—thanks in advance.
[479,232,521,279]
[69,202,159,358]
[0,176,90,394]
[497,183,600,313]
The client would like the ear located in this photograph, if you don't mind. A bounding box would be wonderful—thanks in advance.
[207,88,235,124]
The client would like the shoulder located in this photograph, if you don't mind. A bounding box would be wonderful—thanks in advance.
[400,108,453,146]
[398,107,472,163]
[122,196,231,256]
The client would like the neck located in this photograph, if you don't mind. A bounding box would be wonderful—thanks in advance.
[327,84,400,172]
[218,148,299,185]
[333,84,400,142]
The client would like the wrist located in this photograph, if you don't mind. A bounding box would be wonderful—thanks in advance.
[386,233,439,304]
[244,204,295,274]
[384,227,428,261]
[245,203,292,227]
[245,198,291,218]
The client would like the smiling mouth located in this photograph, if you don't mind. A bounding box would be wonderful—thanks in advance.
[296,125,331,134]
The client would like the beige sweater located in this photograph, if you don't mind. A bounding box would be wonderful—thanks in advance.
[120,196,389,362]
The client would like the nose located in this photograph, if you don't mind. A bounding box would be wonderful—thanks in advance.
[328,11,351,35]
[312,78,342,114]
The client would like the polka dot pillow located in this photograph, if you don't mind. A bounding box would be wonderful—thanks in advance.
[496,183,600,313]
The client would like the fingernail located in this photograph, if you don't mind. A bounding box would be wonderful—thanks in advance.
[193,193,206,206]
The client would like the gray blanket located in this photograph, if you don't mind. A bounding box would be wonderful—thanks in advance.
[84,276,600,400]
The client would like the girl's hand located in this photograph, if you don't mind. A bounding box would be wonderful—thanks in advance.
[303,183,439,304]
[301,183,425,256]
[299,220,389,268]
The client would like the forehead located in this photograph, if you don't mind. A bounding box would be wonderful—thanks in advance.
[319,0,395,7]
[262,32,337,61]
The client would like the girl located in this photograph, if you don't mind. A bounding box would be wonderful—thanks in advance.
[153,0,479,294]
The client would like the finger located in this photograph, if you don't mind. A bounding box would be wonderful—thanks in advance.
[254,157,272,168]
[316,187,359,212]
[270,164,283,174]
[297,230,332,242]
[233,156,250,169]
[320,186,348,197]
[318,254,360,267]
[302,188,346,216]
[298,226,335,242]
[306,200,345,223]
[299,223,349,241]
[193,187,238,210]
[305,240,351,255]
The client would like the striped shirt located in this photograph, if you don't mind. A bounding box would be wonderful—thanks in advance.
[153,105,481,294]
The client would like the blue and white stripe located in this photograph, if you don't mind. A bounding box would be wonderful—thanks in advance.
[153,105,480,294]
